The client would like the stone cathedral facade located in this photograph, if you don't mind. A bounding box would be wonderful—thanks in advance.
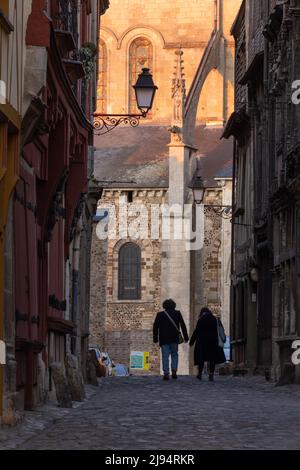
[90,0,241,374]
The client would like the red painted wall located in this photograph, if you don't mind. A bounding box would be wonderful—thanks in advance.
[26,0,50,47]
[15,0,94,410]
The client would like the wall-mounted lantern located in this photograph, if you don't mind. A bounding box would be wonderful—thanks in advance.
[188,170,232,220]
[94,68,158,135]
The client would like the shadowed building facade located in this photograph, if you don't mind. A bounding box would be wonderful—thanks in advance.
[0,0,33,423]
[223,0,300,384]
[1,0,110,422]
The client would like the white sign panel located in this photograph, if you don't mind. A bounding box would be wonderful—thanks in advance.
[0,340,6,365]
[0,80,6,104]
[130,351,149,370]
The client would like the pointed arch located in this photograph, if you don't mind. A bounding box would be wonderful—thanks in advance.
[197,68,224,125]
[184,30,224,144]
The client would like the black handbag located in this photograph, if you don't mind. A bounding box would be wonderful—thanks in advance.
[216,317,226,348]
[164,311,184,344]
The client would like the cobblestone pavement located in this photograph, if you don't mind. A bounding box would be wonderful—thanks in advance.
[1,375,300,450]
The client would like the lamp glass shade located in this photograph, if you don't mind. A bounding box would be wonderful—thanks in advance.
[250,267,258,283]
[133,68,157,114]
[135,87,155,111]
[193,188,205,204]
[188,173,206,204]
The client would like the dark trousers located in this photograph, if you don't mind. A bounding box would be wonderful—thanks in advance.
[198,361,215,376]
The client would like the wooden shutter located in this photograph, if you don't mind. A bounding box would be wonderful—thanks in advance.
[118,243,141,300]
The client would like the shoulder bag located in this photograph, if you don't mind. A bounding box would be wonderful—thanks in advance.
[164,311,184,344]
[216,317,226,348]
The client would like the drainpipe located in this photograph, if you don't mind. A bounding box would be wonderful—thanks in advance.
[230,138,237,362]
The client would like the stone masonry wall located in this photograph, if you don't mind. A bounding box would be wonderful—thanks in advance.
[90,230,108,350]
[99,0,242,124]
[90,185,232,372]
[203,189,223,314]
[193,187,230,335]
[90,188,167,374]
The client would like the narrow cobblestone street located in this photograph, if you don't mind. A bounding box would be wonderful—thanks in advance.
[1,376,300,450]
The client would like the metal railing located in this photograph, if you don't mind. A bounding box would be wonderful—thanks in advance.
[53,0,79,46]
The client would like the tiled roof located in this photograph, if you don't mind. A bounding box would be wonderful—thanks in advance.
[94,125,169,188]
[215,161,233,179]
[94,124,233,188]
[194,126,233,186]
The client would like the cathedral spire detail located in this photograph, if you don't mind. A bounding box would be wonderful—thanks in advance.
[169,49,186,143]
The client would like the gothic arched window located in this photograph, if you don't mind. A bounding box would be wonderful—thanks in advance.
[97,39,107,113]
[129,37,153,114]
[118,243,141,300]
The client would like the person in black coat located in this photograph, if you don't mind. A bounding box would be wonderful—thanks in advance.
[189,307,226,381]
[153,299,189,380]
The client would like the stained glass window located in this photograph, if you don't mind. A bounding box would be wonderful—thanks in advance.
[97,39,107,113]
[129,37,153,115]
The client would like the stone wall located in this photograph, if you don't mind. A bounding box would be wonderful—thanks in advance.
[99,0,241,124]
[220,180,233,336]
[90,184,232,374]
[193,185,231,336]
[90,230,108,350]
[90,188,167,374]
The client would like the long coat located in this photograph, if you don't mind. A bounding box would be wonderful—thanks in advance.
[190,312,226,365]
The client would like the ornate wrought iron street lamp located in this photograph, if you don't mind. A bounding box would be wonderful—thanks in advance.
[188,169,233,220]
[93,68,158,135]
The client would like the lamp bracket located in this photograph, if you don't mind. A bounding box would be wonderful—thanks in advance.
[204,205,233,220]
[93,112,147,136]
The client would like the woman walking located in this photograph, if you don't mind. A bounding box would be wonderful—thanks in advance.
[189,307,226,381]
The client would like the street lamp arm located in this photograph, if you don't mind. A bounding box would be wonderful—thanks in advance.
[203,206,252,225]
[203,204,233,220]
[93,113,147,136]
[203,204,232,208]
[93,68,157,136]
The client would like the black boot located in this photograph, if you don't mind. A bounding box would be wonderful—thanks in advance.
[163,373,170,381]
[172,371,177,379]
[197,366,203,381]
